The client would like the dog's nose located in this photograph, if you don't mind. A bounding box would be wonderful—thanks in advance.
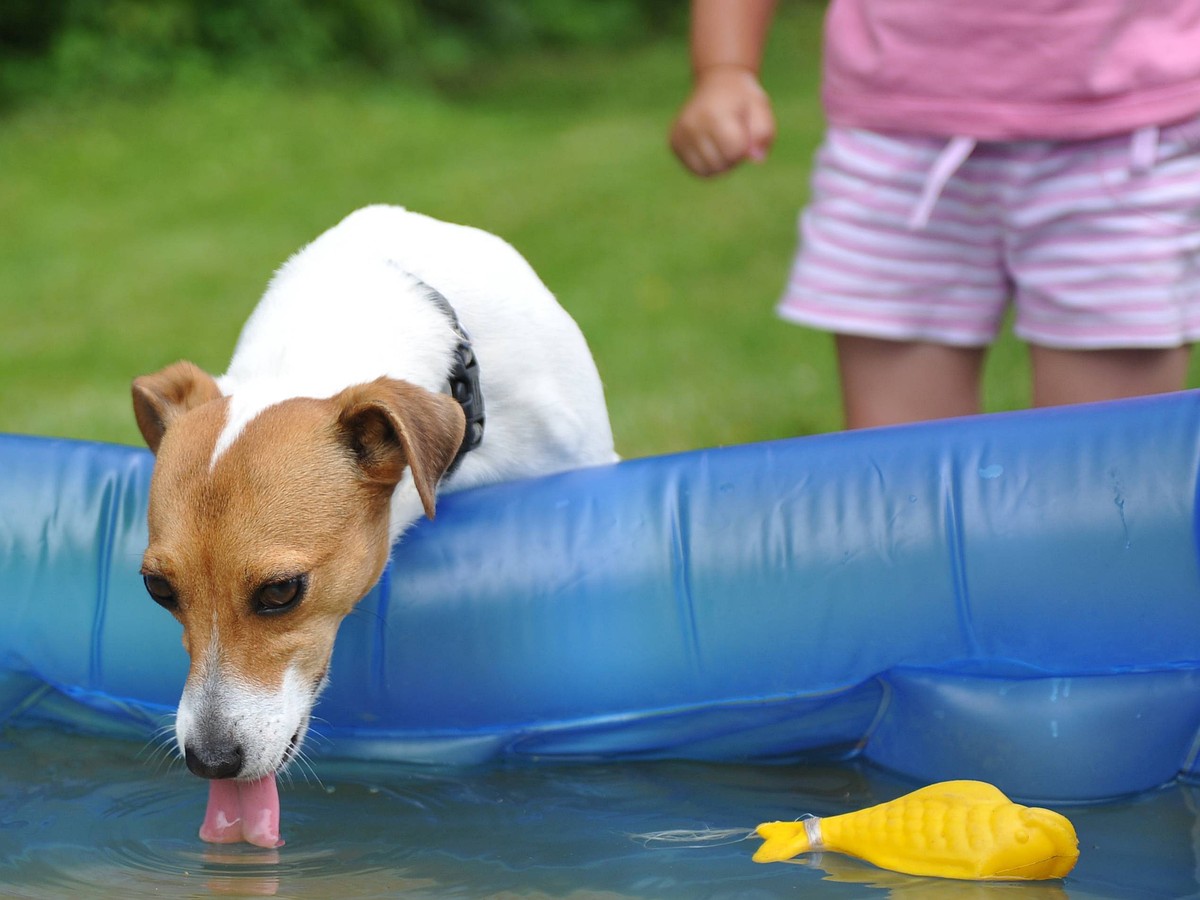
[184,743,243,780]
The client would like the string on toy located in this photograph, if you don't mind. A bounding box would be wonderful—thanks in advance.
[628,827,757,849]
[630,814,819,850]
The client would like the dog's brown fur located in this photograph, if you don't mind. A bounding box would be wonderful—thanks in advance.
[133,362,465,696]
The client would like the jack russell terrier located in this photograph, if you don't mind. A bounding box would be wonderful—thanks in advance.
[131,206,616,847]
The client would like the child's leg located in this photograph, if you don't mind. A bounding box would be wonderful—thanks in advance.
[837,335,986,429]
[1029,346,1191,408]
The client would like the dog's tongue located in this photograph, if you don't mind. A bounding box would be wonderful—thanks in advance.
[199,775,283,848]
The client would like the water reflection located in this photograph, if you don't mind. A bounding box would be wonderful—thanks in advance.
[0,726,1196,899]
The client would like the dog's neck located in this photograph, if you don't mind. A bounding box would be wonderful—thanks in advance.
[422,284,485,478]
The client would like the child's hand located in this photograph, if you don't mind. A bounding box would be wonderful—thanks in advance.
[670,65,776,177]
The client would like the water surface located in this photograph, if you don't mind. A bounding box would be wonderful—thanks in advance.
[0,727,1196,898]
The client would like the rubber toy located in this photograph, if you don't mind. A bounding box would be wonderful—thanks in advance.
[754,781,1079,881]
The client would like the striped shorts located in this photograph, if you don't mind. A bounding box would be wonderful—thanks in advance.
[777,119,1200,348]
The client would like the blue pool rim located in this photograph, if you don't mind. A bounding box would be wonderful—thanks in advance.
[4,390,1200,802]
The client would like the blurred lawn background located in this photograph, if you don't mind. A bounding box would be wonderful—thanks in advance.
[2,1,1185,458]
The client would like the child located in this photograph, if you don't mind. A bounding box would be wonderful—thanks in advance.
[670,0,1200,429]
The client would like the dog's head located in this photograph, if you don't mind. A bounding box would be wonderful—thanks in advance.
[132,361,464,780]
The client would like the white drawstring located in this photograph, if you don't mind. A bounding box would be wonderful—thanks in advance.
[909,135,977,230]
[1129,124,1159,175]
[908,125,1159,230]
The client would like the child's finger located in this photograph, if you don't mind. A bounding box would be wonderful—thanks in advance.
[671,116,737,176]
[744,95,777,163]
[707,119,751,172]
[670,120,713,175]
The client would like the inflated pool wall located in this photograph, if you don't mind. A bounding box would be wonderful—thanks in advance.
[4,390,1200,802]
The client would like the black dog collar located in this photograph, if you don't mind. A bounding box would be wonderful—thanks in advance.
[422,284,485,477]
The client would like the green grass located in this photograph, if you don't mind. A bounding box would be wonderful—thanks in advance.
[0,5,1189,458]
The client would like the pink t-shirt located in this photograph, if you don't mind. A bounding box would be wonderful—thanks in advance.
[822,0,1200,140]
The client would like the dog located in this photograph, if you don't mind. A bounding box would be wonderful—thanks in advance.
[131,206,616,846]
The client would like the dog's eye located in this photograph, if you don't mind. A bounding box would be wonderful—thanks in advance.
[143,574,178,610]
[254,576,307,615]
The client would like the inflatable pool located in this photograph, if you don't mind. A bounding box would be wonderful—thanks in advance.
[4,391,1200,803]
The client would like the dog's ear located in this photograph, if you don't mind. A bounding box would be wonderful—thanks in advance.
[335,377,466,520]
[131,361,223,454]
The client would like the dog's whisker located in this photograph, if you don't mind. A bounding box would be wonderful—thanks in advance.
[298,757,325,791]
[141,734,175,759]
[148,744,182,774]
[138,722,182,773]
[281,746,325,792]
[152,754,183,776]
[303,727,332,750]
[147,727,177,748]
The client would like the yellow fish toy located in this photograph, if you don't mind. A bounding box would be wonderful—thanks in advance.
[754,780,1078,881]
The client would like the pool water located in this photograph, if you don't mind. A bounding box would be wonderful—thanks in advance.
[1,726,1197,899]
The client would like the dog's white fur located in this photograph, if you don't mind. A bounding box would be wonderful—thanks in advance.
[216,205,617,540]
[135,206,615,781]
